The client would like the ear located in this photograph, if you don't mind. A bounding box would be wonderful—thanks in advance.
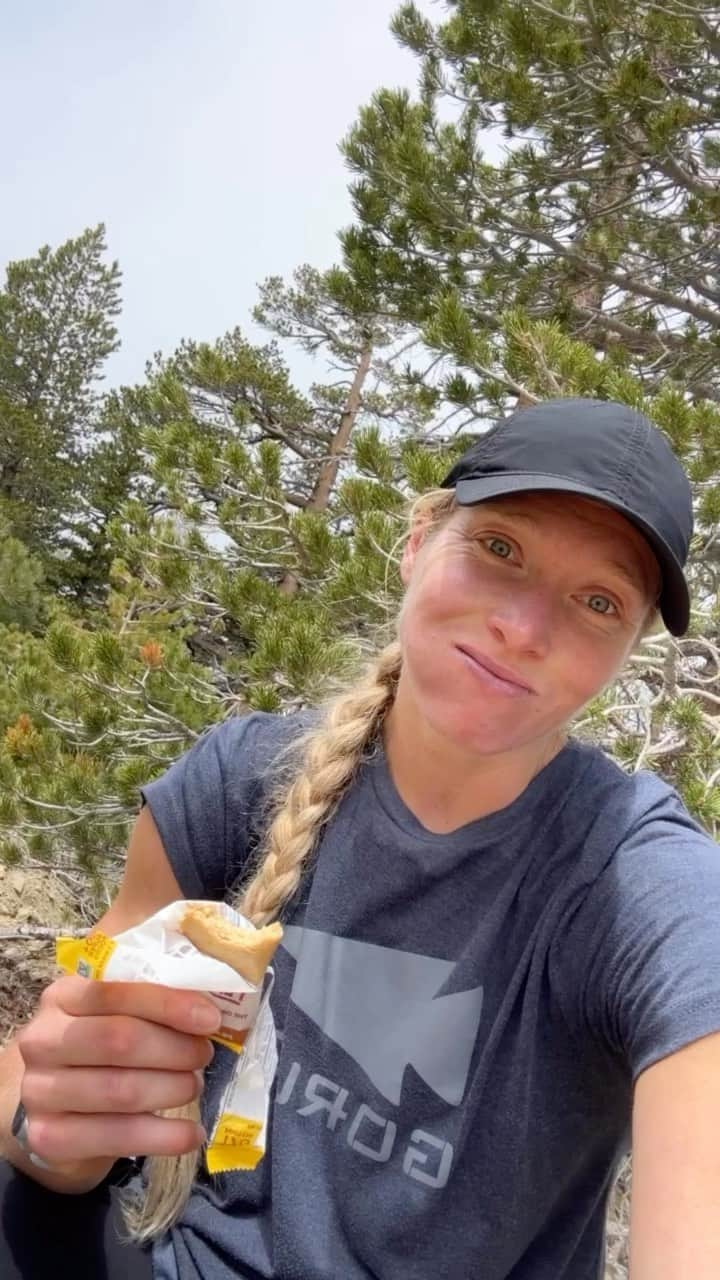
[400,522,428,586]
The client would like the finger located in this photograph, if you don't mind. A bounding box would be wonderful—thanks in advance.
[22,1067,204,1115]
[19,1010,215,1072]
[45,976,222,1035]
[24,1112,207,1164]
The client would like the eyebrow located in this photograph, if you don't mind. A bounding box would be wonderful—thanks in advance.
[601,560,647,596]
[474,505,648,596]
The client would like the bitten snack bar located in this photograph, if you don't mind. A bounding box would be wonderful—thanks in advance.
[56,899,282,1174]
[178,906,283,987]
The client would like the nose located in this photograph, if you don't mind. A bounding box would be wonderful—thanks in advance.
[485,587,553,657]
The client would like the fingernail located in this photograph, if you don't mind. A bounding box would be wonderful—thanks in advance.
[196,1125,207,1146]
[194,1070,205,1095]
[192,1004,222,1032]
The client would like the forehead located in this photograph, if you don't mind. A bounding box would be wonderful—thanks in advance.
[459,490,660,594]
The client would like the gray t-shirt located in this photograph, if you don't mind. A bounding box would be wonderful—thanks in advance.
[140,709,720,1280]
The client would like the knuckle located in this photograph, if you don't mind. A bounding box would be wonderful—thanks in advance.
[15,1020,43,1065]
[153,986,192,1031]
[89,979,118,1012]
[105,1069,144,1111]
[151,984,173,1015]
[75,977,111,1015]
[51,974,87,1006]
[103,1017,141,1061]
[168,990,193,1027]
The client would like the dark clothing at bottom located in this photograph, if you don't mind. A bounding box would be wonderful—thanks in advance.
[0,1158,153,1280]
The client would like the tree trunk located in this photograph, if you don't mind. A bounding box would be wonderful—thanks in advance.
[278,342,373,596]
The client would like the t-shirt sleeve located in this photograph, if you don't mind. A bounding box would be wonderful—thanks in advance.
[555,784,720,1084]
[140,711,268,902]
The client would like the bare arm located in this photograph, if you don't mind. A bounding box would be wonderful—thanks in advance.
[0,804,193,1194]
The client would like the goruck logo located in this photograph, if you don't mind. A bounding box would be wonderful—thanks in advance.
[281,926,484,1106]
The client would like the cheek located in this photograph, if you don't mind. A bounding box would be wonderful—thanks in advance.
[555,635,628,705]
[397,583,448,669]
[409,555,482,618]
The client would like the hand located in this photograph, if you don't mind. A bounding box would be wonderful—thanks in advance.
[15,975,220,1167]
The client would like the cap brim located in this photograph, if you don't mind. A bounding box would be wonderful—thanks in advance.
[453,473,690,636]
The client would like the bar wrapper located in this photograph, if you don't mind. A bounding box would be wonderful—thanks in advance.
[55,900,279,1174]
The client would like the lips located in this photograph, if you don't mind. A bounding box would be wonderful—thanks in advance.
[456,645,535,693]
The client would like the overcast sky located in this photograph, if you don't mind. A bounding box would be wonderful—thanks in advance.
[1,0,428,392]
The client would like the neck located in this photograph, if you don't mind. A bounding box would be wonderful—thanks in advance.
[381,685,567,835]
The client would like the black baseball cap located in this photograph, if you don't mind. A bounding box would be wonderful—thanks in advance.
[440,397,694,635]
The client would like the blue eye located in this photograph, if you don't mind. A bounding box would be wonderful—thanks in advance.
[485,536,514,559]
[586,594,617,615]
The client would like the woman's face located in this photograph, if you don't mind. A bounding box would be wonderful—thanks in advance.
[397,491,660,760]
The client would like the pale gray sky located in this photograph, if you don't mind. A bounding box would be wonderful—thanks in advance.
[1,0,429,392]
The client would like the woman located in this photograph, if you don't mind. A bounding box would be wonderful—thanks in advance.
[2,396,719,1280]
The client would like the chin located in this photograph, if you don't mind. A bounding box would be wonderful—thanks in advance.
[426,669,561,747]
[422,695,520,755]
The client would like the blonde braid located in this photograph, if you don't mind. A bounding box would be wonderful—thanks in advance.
[238,638,402,925]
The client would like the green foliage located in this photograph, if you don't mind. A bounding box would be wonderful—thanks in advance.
[113,757,163,809]
[340,0,720,410]
[46,621,84,672]
[0,0,718,898]
[0,226,122,588]
[0,532,44,630]
[400,443,454,492]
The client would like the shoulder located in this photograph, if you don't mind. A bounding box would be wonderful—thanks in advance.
[139,706,323,901]
[548,747,718,1058]
[613,768,717,884]
[140,705,322,830]
[189,706,324,833]
[554,737,716,904]
[568,737,717,903]
[200,706,322,781]
[568,735,698,834]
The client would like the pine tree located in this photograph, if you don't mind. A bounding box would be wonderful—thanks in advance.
[0,225,122,579]
[61,382,153,601]
[0,267,447,898]
[342,0,720,395]
[0,525,44,632]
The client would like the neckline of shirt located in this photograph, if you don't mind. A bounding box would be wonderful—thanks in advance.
[364,734,586,850]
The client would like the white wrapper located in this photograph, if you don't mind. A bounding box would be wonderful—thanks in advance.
[55,899,279,1173]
